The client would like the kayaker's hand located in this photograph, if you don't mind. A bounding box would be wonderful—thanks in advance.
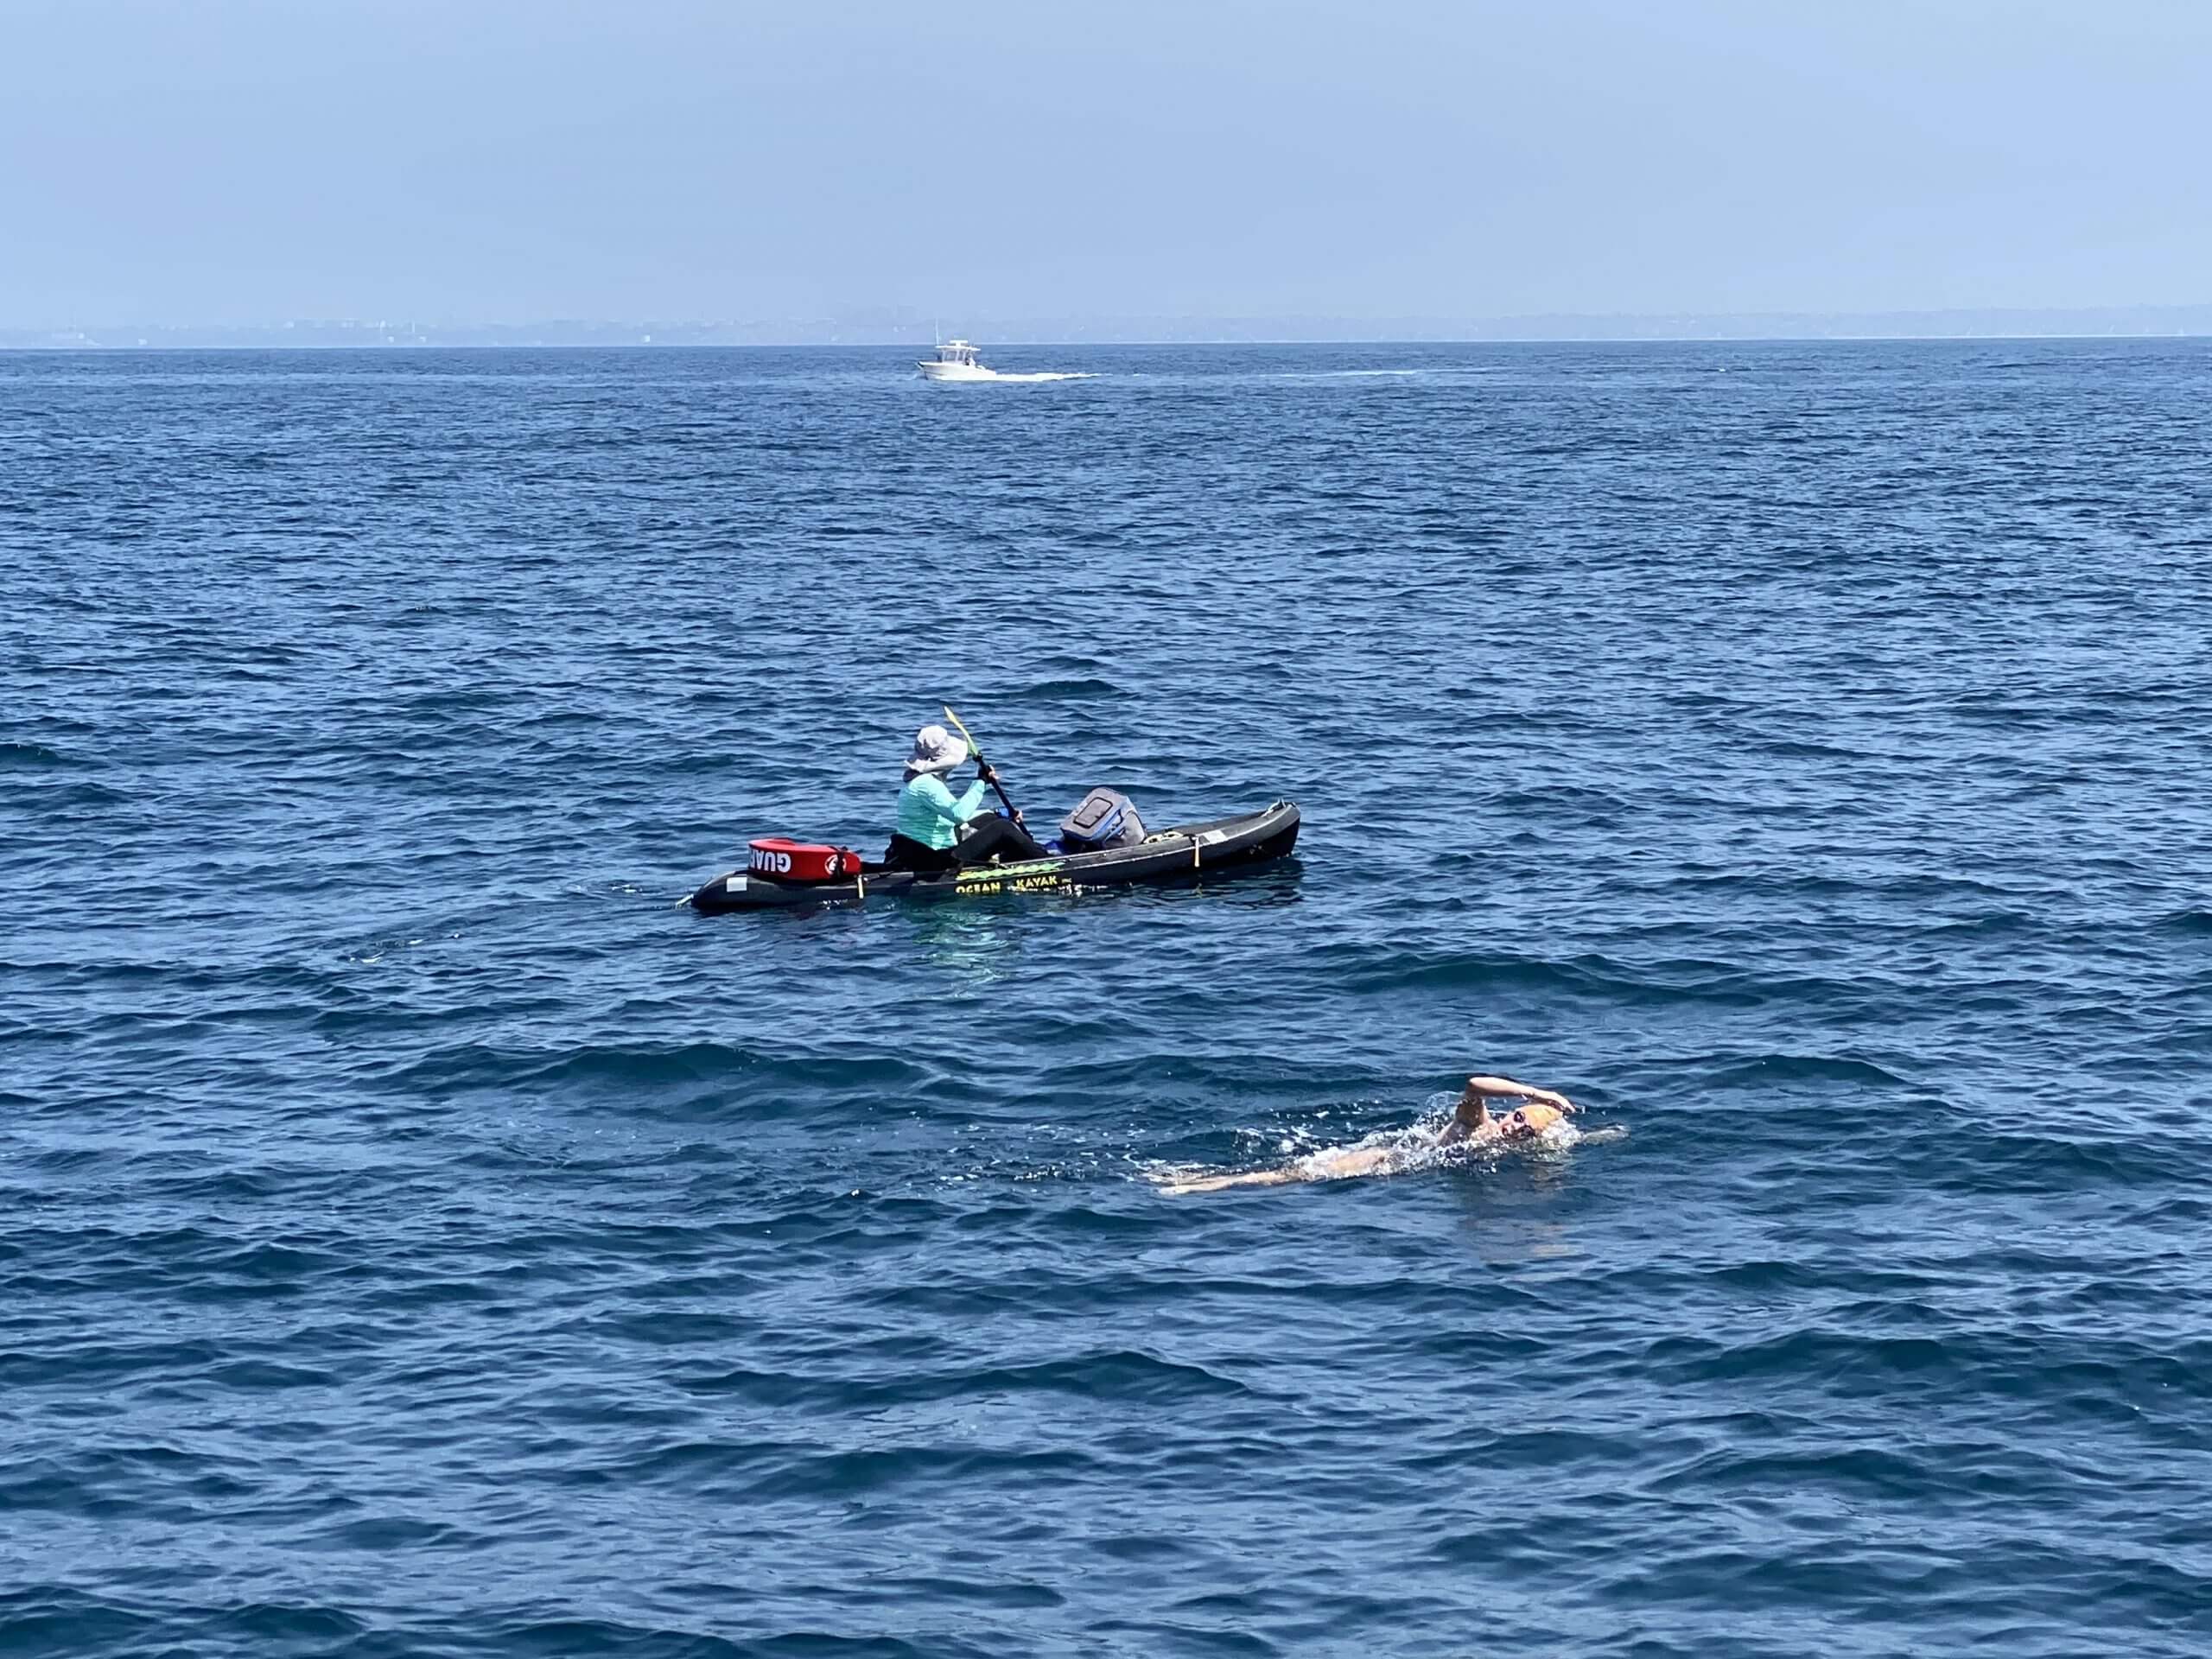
[1010,810,1025,824]
[977,763,999,785]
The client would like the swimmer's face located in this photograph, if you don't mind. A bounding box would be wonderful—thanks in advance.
[1498,1109,1539,1141]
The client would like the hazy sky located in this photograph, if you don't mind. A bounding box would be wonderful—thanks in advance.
[6,0,2209,324]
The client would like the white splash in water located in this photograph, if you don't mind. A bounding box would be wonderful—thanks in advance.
[1146,1092,1619,1194]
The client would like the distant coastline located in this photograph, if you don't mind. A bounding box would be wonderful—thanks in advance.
[5,305,2209,350]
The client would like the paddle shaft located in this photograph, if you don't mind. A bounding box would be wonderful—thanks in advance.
[942,705,1021,818]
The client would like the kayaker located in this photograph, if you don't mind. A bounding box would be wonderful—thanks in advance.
[1154,1074,1579,1194]
[883,723,1047,873]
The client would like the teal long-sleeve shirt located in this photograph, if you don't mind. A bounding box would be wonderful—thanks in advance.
[896,772,990,849]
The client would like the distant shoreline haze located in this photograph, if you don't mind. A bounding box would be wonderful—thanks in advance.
[6,306,2212,349]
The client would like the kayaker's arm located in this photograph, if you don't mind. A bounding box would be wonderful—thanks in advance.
[910,773,991,826]
[976,764,1022,823]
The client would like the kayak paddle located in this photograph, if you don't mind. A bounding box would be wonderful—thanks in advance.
[942,704,1021,819]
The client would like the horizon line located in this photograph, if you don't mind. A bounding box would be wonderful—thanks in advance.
[8,300,2212,350]
[3,332,2209,353]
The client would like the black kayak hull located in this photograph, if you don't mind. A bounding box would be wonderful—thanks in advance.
[690,800,1300,913]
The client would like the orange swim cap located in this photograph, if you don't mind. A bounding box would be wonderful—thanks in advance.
[1511,1103,1563,1136]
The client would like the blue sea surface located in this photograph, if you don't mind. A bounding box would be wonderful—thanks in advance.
[5,340,2210,1657]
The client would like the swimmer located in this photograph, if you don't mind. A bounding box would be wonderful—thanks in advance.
[1156,1074,1579,1195]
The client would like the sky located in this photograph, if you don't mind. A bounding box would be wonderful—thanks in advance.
[4,0,2209,327]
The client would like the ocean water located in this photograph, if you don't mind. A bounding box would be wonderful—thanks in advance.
[5,340,2210,1657]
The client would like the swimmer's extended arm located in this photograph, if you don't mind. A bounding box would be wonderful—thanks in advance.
[1161,1166,1306,1195]
[1463,1075,1577,1113]
[1162,1144,1397,1195]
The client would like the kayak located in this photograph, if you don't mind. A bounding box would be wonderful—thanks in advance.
[690,800,1300,913]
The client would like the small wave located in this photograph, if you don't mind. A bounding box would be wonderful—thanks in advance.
[1322,944,1859,1011]
[1020,677,1122,701]
[0,741,79,770]
[17,778,131,809]
[676,1349,1255,1411]
[1930,1125,2212,1197]
[482,1616,935,1659]
[1703,1053,1913,1090]
[372,1038,893,1096]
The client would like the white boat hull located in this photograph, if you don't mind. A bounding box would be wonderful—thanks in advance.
[917,359,1000,381]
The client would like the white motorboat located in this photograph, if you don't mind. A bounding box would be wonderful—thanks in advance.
[916,339,998,381]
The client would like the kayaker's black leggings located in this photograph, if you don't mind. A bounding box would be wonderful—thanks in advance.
[884,816,1046,873]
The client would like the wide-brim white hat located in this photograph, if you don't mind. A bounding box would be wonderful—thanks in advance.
[906,723,968,776]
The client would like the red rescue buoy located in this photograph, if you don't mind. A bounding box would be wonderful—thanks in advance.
[747,837,862,882]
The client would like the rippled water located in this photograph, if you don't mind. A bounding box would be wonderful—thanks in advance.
[6,340,2211,1656]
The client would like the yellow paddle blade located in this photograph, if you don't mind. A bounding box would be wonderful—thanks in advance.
[942,704,982,760]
